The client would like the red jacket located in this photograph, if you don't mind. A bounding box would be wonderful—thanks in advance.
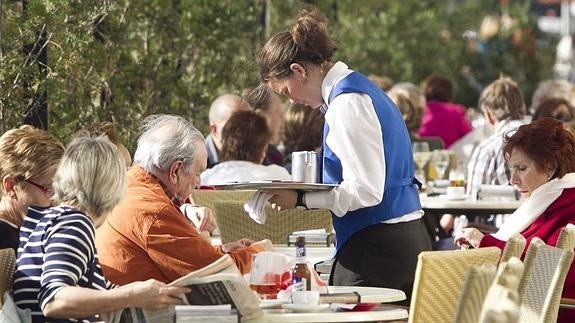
[480,187,575,322]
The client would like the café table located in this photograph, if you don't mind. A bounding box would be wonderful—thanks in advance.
[245,286,408,323]
[420,194,522,217]
[420,194,522,246]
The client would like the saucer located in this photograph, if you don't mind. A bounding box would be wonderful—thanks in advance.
[281,303,330,313]
[438,194,470,201]
[260,299,288,309]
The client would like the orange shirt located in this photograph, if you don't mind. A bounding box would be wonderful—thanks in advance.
[96,166,258,285]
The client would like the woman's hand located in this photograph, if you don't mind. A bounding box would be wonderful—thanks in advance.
[267,190,298,211]
[128,279,190,310]
[453,228,484,249]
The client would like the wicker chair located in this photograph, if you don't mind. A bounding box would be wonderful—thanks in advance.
[191,189,255,212]
[213,201,332,245]
[0,248,16,309]
[407,247,501,323]
[556,223,575,251]
[555,223,575,311]
[517,238,574,323]
[475,257,524,323]
[500,233,526,264]
[452,263,497,323]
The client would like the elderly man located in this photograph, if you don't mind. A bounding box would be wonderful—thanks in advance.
[96,114,271,285]
[206,94,251,168]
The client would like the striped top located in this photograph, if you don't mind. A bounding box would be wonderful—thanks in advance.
[13,205,113,322]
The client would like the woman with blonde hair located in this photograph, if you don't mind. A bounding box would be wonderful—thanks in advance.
[0,125,64,252]
[12,136,188,322]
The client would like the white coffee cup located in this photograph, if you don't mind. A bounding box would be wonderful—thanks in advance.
[446,186,465,198]
[292,290,320,305]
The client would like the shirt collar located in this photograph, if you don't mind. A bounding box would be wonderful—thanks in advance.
[134,166,184,209]
[321,61,352,112]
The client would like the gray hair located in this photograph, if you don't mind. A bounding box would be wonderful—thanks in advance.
[134,114,205,176]
[530,79,575,114]
[52,136,126,218]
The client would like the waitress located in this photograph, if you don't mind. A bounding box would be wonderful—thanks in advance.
[258,7,431,303]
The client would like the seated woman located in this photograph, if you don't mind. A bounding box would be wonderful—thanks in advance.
[12,136,188,322]
[532,97,575,133]
[454,118,575,322]
[0,125,64,252]
[388,84,444,150]
[201,110,291,184]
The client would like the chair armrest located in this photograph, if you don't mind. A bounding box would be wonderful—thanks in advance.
[560,297,575,310]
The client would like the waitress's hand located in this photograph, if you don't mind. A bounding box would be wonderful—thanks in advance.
[453,227,484,249]
[266,190,297,211]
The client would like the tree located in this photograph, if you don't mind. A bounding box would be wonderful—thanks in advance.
[0,0,556,149]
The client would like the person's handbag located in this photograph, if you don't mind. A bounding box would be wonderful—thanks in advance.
[0,291,32,323]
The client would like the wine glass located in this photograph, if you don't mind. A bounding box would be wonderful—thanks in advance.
[412,142,431,185]
[431,150,450,180]
[412,142,431,169]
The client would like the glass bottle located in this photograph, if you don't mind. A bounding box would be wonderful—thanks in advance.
[292,236,311,291]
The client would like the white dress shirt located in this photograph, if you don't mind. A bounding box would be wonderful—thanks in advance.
[305,62,423,222]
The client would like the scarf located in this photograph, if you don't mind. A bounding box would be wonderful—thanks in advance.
[493,172,575,241]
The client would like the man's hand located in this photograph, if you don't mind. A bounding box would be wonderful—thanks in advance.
[222,238,256,253]
[180,204,217,234]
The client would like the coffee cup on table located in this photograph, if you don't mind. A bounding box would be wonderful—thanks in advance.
[446,186,465,198]
[292,290,320,305]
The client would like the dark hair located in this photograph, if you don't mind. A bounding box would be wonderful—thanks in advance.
[503,118,575,179]
[220,110,272,163]
[244,84,273,112]
[421,74,453,102]
[258,6,338,81]
[282,103,325,155]
[478,76,525,121]
[532,98,574,123]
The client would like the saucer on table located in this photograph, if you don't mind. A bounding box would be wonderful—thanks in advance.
[438,194,470,201]
[281,303,330,313]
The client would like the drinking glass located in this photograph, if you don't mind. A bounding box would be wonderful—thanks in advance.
[431,150,450,180]
[412,142,430,154]
[249,252,288,300]
[413,142,431,183]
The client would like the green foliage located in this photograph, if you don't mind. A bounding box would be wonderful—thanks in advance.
[0,0,556,150]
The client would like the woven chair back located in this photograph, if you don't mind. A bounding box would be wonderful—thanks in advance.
[213,201,332,245]
[0,248,16,308]
[556,223,575,251]
[500,233,526,264]
[408,247,501,323]
[518,238,574,323]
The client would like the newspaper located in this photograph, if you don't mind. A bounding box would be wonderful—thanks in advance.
[102,254,262,323]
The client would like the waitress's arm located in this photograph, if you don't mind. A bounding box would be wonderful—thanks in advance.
[306,93,386,217]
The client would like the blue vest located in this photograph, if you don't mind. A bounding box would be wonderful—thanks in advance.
[324,72,422,251]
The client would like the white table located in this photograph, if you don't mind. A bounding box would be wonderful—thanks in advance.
[247,305,408,322]
[246,286,407,322]
[420,195,522,246]
[420,195,522,216]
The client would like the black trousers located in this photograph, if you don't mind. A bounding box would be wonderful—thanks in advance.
[329,218,432,306]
